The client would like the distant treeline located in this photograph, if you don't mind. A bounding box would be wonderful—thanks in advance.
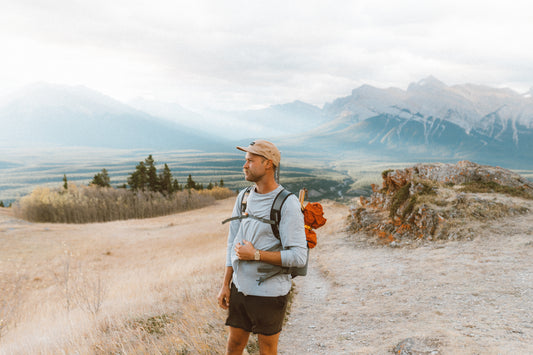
[13,155,235,223]
[90,154,225,192]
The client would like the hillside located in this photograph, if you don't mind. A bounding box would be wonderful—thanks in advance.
[0,83,225,150]
[0,200,232,353]
[1,176,532,353]
[132,99,327,139]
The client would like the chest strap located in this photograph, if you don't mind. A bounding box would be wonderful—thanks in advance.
[222,213,275,225]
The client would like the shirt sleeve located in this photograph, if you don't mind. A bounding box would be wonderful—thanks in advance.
[278,194,308,268]
[225,190,244,267]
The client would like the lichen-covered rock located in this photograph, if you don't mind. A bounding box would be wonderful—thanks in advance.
[350,161,532,246]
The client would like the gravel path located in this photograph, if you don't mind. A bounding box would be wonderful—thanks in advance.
[278,200,533,354]
[279,261,331,354]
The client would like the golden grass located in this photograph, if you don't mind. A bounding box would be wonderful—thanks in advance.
[199,186,237,201]
[13,185,235,224]
[0,198,236,354]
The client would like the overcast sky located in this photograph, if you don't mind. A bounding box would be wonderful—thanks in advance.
[1,0,532,111]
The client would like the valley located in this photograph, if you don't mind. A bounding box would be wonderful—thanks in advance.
[2,77,533,207]
[0,147,365,206]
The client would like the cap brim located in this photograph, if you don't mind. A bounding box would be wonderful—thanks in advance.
[237,146,260,155]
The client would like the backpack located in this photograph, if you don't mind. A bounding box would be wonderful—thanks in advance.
[222,186,309,283]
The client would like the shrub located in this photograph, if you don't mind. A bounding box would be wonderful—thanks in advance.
[13,184,228,223]
[199,186,235,200]
[381,169,394,179]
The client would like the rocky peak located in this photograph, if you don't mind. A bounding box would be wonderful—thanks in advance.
[349,161,532,246]
[384,160,532,190]
[407,76,447,92]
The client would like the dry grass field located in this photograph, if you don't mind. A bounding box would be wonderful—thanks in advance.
[0,198,234,354]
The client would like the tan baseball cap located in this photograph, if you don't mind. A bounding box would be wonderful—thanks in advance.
[237,140,281,167]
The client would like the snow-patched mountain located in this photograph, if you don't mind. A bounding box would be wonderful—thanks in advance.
[0,83,222,149]
[303,77,533,166]
[324,76,533,132]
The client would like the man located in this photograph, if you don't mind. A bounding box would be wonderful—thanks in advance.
[217,140,307,355]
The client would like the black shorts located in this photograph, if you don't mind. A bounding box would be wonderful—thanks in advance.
[225,283,289,336]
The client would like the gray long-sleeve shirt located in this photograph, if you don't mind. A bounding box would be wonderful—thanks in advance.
[226,185,307,297]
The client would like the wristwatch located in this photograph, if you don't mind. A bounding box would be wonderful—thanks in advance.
[254,249,261,261]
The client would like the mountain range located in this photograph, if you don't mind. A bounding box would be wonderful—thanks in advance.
[1,77,532,168]
[0,83,225,150]
[287,76,533,167]
[129,98,327,139]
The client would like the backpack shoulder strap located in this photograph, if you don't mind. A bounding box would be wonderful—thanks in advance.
[270,188,293,239]
[240,186,253,213]
[221,186,253,224]
[257,188,309,285]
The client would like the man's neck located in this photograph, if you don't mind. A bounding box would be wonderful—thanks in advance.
[254,179,279,194]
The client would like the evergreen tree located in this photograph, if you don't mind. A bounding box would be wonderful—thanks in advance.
[219,178,225,187]
[128,161,148,191]
[63,174,68,190]
[186,174,196,189]
[145,155,159,192]
[207,182,214,190]
[159,163,174,194]
[0,201,4,208]
[91,168,111,187]
[172,178,181,192]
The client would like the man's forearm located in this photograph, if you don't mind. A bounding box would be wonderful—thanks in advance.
[235,240,283,266]
[257,250,282,266]
[218,266,233,309]
[222,266,233,287]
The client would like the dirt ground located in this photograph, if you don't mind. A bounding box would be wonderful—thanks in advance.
[1,196,532,354]
[278,199,533,354]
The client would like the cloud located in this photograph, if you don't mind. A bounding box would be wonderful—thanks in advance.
[1,0,532,110]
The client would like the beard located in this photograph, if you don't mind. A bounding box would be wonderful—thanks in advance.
[243,169,262,182]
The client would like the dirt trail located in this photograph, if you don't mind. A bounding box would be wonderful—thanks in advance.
[279,200,533,354]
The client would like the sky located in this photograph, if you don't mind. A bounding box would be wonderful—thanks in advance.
[1,0,533,111]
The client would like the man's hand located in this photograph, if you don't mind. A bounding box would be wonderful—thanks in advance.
[235,240,256,260]
[217,284,231,309]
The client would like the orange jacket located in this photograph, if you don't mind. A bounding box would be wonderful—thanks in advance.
[303,202,327,248]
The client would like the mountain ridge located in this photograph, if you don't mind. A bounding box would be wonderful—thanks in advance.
[299,77,533,167]
[1,78,532,168]
[0,83,227,150]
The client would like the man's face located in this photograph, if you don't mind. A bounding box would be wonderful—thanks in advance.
[243,152,268,182]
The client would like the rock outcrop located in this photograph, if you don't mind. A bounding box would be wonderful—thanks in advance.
[349,161,532,246]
